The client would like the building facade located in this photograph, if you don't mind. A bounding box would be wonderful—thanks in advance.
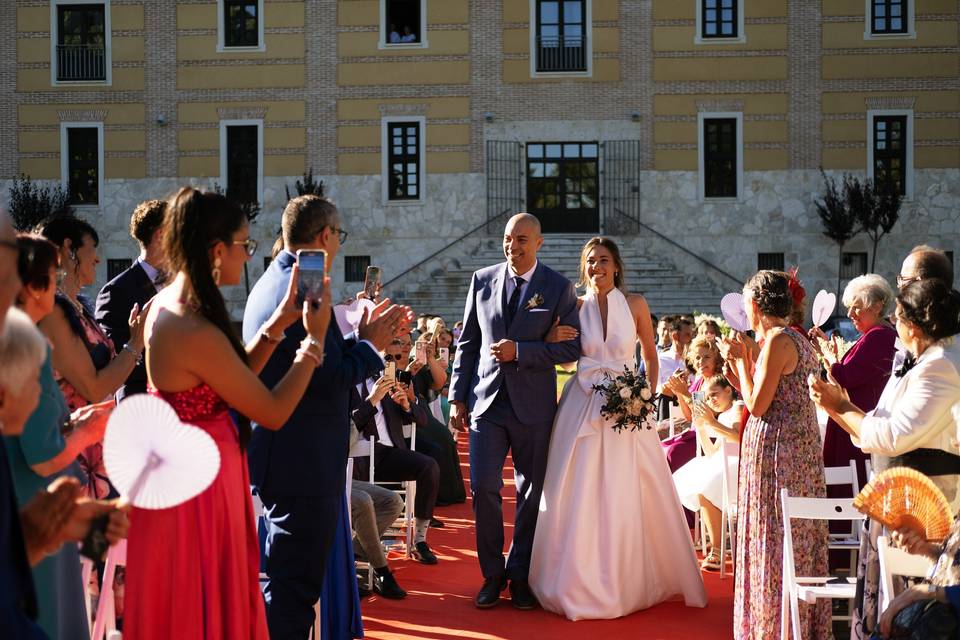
[3,0,958,318]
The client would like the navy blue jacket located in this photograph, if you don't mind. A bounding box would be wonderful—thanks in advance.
[242,250,382,497]
[95,261,156,400]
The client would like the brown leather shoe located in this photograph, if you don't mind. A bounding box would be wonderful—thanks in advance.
[474,576,508,609]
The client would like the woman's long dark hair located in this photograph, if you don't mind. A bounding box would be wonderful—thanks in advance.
[163,186,251,446]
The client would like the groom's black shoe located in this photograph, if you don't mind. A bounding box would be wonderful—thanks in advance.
[509,580,538,611]
[474,576,508,609]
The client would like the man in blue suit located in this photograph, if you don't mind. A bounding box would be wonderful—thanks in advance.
[95,199,167,401]
[449,213,581,610]
[243,195,407,639]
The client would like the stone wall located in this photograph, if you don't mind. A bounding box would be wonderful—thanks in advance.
[2,167,957,320]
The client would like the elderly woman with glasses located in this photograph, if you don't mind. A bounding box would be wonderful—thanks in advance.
[809,274,898,485]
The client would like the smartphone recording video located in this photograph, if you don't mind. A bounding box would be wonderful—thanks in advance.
[364,266,382,302]
[296,250,326,306]
[383,360,396,383]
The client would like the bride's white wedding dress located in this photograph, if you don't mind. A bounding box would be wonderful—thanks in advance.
[528,288,707,620]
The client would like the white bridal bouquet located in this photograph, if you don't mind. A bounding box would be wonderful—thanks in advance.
[592,366,658,433]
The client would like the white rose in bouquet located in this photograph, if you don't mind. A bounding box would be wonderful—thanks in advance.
[618,387,633,400]
[640,387,652,401]
[628,398,644,416]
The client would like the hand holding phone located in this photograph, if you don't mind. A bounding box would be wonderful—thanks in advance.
[415,342,427,365]
[296,250,327,307]
[383,360,396,383]
[439,347,449,364]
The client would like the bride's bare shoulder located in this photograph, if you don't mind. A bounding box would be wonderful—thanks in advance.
[625,292,650,314]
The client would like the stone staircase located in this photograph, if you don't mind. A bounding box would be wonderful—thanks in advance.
[387,234,729,323]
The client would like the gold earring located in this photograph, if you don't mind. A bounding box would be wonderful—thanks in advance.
[212,257,222,286]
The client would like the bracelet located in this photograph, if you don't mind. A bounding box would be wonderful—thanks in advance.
[303,336,323,350]
[260,327,284,345]
[295,347,323,367]
[122,343,142,363]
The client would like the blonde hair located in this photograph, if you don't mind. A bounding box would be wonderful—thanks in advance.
[0,308,46,395]
[686,335,723,372]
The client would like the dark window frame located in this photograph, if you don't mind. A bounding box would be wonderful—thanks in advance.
[222,0,260,48]
[383,0,423,46]
[870,0,908,35]
[702,117,739,199]
[344,256,372,283]
[700,0,739,39]
[225,123,260,205]
[534,0,588,73]
[841,252,869,280]
[757,252,785,272]
[525,141,599,232]
[872,114,908,196]
[386,120,422,202]
[65,126,100,205]
[55,3,107,82]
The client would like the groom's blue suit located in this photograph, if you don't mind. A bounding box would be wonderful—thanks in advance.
[449,260,580,581]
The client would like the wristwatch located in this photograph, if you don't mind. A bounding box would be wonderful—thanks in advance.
[260,327,284,344]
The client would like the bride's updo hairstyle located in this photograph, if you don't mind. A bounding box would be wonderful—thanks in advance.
[743,270,793,319]
[577,236,627,291]
[897,279,960,341]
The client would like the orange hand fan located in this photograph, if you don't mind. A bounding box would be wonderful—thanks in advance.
[853,467,954,541]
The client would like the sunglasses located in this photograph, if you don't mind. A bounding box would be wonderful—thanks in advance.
[330,227,348,244]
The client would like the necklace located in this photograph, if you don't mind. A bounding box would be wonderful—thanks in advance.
[58,290,86,316]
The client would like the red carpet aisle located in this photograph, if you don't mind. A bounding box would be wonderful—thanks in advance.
[362,438,734,639]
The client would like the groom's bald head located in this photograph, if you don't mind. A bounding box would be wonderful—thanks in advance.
[503,213,543,275]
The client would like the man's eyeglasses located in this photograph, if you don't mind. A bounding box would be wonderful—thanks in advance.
[330,227,348,244]
[896,274,921,288]
[232,238,258,257]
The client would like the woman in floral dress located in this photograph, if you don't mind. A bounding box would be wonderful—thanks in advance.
[723,270,831,640]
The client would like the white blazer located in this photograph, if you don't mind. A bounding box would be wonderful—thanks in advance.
[855,338,960,457]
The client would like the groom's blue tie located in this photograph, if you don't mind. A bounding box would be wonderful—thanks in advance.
[506,276,525,324]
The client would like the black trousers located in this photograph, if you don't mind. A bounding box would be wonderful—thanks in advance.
[373,444,439,521]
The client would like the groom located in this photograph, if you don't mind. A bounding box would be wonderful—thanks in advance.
[449,213,580,609]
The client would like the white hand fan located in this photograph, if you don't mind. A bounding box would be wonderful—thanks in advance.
[103,394,220,510]
[720,292,750,332]
[811,290,836,328]
[334,298,375,336]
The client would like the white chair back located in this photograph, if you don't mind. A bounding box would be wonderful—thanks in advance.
[90,540,127,640]
[824,460,862,540]
[780,488,864,640]
[877,535,934,611]
[718,436,739,579]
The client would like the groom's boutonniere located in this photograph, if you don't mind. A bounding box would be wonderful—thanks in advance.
[525,293,545,311]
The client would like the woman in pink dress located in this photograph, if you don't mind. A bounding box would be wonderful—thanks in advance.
[125,187,330,639]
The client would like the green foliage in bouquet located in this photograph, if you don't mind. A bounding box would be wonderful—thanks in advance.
[592,366,658,433]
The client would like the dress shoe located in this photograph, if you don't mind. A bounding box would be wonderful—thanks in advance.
[509,580,538,610]
[412,541,438,565]
[373,569,407,599]
[357,578,372,599]
[474,576,507,609]
[429,517,445,528]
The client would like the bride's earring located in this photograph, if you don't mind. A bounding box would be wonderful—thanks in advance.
[212,257,222,286]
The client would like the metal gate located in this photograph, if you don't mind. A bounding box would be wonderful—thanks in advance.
[485,140,523,233]
[601,140,641,235]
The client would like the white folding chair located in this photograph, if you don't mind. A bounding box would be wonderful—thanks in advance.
[877,535,933,612]
[692,424,707,556]
[370,423,417,558]
[348,436,376,590]
[718,437,739,580]
[780,488,864,640]
[80,556,95,634]
[824,460,864,624]
[90,540,126,640]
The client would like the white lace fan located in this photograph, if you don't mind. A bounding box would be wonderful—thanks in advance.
[103,394,221,510]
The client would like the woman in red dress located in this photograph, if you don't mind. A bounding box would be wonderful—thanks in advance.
[124,187,330,639]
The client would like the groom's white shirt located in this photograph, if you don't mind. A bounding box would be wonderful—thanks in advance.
[505,260,538,304]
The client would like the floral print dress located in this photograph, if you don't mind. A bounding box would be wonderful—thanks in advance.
[733,327,832,639]
[53,294,116,500]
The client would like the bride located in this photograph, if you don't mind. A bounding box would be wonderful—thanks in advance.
[528,237,708,620]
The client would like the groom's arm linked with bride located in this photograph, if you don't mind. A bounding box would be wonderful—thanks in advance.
[445,213,581,610]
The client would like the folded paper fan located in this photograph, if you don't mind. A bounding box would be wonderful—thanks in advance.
[853,467,953,540]
[720,292,750,333]
[104,394,221,510]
